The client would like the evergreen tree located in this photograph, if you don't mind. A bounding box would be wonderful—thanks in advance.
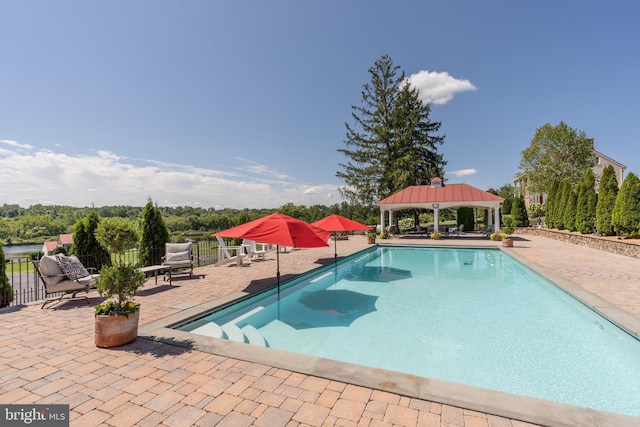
[456,207,475,231]
[575,168,597,234]
[555,180,571,230]
[71,210,111,270]
[337,54,446,206]
[139,199,170,267]
[70,219,89,258]
[563,186,578,232]
[0,244,13,307]
[510,194,529,227]
[612,172,640,238]
[596,165,619,236]
[545,180,560,228]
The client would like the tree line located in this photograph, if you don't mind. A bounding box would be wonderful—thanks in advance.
[545,165,640,238]
[0,201,380,246]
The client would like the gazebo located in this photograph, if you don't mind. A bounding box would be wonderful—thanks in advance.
[376,177,505,234]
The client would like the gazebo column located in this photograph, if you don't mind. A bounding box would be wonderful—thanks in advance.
[387,210,393,233]
[494,206,501,233]
[379,208,386,234]
[433,208,440,233]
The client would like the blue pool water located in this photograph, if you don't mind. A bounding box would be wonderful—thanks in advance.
[179,246,640,417]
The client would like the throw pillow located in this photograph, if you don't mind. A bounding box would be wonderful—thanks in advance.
[39,255,65,285]
[165,251,189,262]
[56,255,90,280]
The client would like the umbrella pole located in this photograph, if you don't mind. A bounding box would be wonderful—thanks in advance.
[276,245,280,294]
[334,236,337,264]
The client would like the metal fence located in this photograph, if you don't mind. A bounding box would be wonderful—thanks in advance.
[2,240,220,308]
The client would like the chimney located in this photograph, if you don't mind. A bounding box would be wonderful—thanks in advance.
[431,177,443,188]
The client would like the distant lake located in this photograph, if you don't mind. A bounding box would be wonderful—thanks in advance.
[3,244,42,256]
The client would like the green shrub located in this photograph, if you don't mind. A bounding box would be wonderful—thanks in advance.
[612,172,640,238]
[596,165,618,236]
[0,245,13,308]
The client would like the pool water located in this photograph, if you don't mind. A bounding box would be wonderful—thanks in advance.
[179,246,640,417]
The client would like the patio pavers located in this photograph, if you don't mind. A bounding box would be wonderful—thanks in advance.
[1,233,640,426]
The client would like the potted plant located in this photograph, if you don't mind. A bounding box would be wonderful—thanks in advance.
[94,217,146,348]
[367,229,377,244]
[430,231,442,240]
[501,217,515,248]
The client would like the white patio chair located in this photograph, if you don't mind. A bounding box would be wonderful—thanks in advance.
[242,239,268,260]
[215,236,248,266]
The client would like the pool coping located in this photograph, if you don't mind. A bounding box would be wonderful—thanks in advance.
[139,244,640,427]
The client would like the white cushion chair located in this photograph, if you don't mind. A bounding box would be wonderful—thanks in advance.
[35,255,98,309]
[161,242,194,279]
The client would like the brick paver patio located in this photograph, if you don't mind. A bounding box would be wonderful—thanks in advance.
[2,233,640,426]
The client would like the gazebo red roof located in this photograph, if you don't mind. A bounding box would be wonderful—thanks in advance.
[377,183,504,205]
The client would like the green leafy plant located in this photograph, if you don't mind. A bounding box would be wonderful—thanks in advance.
[0,244,14,308]
[379,231,390,239]
[430,231,442,239]
[501,216,515,240]
[94,218,146,317]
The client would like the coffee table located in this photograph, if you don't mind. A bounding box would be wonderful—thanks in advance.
[140,265,172,286]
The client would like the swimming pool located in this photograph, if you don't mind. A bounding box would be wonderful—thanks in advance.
[167,245,640,422]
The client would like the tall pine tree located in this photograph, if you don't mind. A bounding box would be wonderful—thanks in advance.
[139,198,170,267]
[71,209,111,270]
[510,194,529,227]
[575,168,597,234]
[337,54,445,206]
[0,244,13,307]
[612,172,640,238]
[556,179,572,230]
[595,165,619,236]
[545,180,560,228]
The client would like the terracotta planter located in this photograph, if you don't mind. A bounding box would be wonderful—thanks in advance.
[95,310,140,348]
[367,236,376,244]
[502,238,514,248]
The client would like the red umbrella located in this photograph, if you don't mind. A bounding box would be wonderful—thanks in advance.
[311,214,371,261]
[213,213,330,289]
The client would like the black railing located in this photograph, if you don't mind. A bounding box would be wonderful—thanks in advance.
[2,240,221,308]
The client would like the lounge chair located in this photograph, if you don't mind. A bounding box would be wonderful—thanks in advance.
[242,239,268,260]
[482,224,494,238]
[162,242,194,279]
[451,224,464,237]
[34,255,98,309]
[215,236,248,266]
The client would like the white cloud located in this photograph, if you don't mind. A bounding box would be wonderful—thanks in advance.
[0,143,341,209]
[404,70,476,105]
[446,168,477,178]
[0,139,33,150]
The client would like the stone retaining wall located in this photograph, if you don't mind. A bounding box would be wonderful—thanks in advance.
[516,227,640,259]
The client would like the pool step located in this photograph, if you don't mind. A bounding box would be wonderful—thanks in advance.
[241,325,267,347]
[186,321,267,347]
[189,322,224,339]
[220,323,246,343]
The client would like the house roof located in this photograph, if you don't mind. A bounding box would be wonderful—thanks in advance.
[594,150,626,170]
[43,241,58,252]
[59,233,74,245]
[377,182,504,210]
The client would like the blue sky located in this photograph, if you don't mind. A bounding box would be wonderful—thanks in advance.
[2,1,639,209]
